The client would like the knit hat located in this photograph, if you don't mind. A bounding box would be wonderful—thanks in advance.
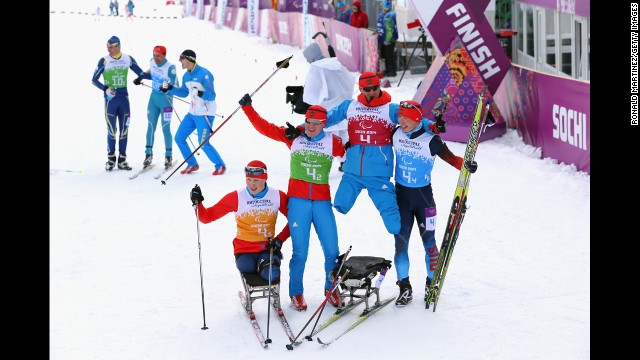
[180,49,196,63]
[303,42,325,63]
[398,100,423,123]
[358,71,380,87]
[107,35,120,47]
[353,1,361,8]
[153,45,166,56]
[305,105,328,125]
[245,160,268,180]
[382,1,391,10]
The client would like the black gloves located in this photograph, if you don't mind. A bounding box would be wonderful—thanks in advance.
[190,184,204,205]
[465,160,478,173]
[197,90,204,97]
[276,59,290,68]
[239,93,252,106]
[133,77,142,85]
[284,122,301,140]
[435,118,447,133]
[344,141,352,150]
[269,238,283,252]
[160,83,173,93]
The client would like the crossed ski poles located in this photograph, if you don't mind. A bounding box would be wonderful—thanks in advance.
[285,245,352,350]
[159,55,293,185]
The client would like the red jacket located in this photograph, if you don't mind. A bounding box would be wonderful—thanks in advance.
[242,105,345,201]
[350,9,369,28]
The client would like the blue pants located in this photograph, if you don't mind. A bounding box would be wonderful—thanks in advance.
[235,252,281,283]
[393,183,439,282]
[288,198,340,296]
[104,96,131,155]
[333,172,400,234]
[174,114,225,169]
[145,93,173,157]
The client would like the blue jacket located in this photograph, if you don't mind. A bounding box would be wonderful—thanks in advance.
[376,10,398,46]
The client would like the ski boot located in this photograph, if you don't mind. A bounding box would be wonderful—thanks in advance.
[118,154,132,170]
[395,278,413,306]
[164,156,172,169]
[424,277,432,302]
[143,154,153,168]
[105,154,116,171]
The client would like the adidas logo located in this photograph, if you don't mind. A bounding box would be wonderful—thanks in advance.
[292,222,299,228]
[419,223,425,228]
[381,184,388,189]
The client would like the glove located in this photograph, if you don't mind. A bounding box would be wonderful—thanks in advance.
[344,141,352,150]
[465,160,478,174]
[435,118,447,133]
[239,93,252,106]
[276,59,290,68]
[105,86,116,100]
[190,184,204,205]
[268,238,283,252]
[284,122,301,140]
[197,90,204,97]
[160,82,173,93]
[133,77,142,85]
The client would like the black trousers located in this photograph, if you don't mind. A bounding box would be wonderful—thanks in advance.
[381,42,397,75]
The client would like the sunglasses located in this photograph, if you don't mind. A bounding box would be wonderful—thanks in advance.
[399,101,422,110]
[362,85,379,92]
[107,42,120,47]
[305,118,324,125]
[245,166,267,177]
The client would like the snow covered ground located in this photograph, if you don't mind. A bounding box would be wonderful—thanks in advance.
[50,1,590,359]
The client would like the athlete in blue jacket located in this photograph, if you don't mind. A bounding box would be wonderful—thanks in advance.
[133,45,179,170]
[391,100,477,306]
[92,35,146,171]
[161,49,226,175]
[323,72,443,235]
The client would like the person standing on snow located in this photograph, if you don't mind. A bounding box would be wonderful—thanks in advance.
[132,45,179,170]
[92,35,146,171]
[161,49,227,175]
[190,160,291,283]
[391,100,477,306]
[238,94,345,311]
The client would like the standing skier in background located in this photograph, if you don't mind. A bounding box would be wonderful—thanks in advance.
[92,35,146,171]
[132,45,179,170]
[161,49,227,175]
[391,100,477,306]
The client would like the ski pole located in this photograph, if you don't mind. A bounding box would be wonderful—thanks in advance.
[141,82,224,117]
[265,240,275,345]
[194,198,209,330]
[286,245,352,350]
[160,55,293,185]
[304,245,352,341]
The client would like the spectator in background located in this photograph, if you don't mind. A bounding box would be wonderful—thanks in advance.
[336,1,351,24]
[377,0,398,77]
[349,1,368,29]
